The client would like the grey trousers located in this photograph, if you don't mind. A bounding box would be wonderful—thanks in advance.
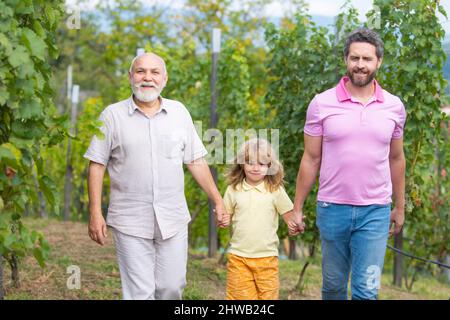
[111,222,188,300]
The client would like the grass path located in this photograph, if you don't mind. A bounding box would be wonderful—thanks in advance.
[3,218,449,300]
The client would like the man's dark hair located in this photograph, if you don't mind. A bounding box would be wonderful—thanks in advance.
[344,28,384,59]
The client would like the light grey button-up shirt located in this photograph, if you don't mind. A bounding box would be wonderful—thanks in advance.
[84,96,207,240]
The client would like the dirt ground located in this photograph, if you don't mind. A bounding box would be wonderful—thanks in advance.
[3,218,449,300]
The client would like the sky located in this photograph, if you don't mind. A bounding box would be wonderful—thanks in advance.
[66,0,450,39]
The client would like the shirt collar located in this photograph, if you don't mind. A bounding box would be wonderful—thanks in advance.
[128,95,168,116]
[242,179,267,193]
[336,75,385,103]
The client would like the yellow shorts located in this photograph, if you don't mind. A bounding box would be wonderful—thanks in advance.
[226,253,279,300]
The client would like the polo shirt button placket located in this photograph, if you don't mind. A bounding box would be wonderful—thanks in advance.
[361,97,376,125]
[360,100,370,125]
[360,108,367,125]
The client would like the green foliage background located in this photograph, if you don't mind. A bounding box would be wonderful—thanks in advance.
[0,0,66,273]
[0,0,448,290]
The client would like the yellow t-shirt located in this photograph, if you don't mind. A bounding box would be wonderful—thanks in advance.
[223,179,294,258]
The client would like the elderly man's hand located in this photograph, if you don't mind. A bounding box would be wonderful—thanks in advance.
[88,212,108,246]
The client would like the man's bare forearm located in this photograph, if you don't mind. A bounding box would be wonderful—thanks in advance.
[186,158,222,204]
[293,155,321,212]
[390,156,406,209]
[88,161,106,217]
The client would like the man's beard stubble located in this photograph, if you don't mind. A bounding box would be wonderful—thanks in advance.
[348,68,377,87]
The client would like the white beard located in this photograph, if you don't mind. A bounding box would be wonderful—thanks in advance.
[131,81,163,102]
[133,87,160,102]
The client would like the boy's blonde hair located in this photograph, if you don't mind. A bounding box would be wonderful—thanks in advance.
[226,138,285,192]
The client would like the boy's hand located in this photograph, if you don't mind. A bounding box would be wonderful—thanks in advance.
[283,210,306,236]
[220,211,231,228]
[213,202,230,228]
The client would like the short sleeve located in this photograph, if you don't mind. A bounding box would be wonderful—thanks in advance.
[392,102,407,139]
[303,96,323,136]
[223,186,235,215]
[274,187,294,215]
[183,111,208,164]
[83,111,113,166]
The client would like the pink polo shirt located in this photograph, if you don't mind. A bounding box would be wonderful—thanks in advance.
[304,76,406,205]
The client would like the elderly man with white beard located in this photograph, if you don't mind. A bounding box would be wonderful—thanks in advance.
[84,52,229,300]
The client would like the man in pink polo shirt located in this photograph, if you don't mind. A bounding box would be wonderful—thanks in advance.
[290,28,406,300]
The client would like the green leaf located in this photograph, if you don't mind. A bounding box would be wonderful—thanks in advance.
[0,4,14,18]
[17,61,36,79]
[32,20,45,38]
[0,143,17,160]
[4,233,16,249]
[18,98,43,120]
[44,5,58,27]
[8,45,30,68]
[403,61,418,73]
[0,85,10,105]
[15,79,34,95]
[16,0,34,15]
[33,247,46,268]
[0,32,11,52]
[11,119,46,140]
[22,27,47,61]
[38,175,57,206]
[34,72,45,90]
[438,5,447,19]
[20,228,33,249]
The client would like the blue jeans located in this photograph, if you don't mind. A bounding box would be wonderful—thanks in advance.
[316,201,391,300]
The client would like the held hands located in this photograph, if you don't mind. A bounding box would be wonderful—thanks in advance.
[88,212,108,246]
[283,210,306,236]
[213,201,230,228]
[389,206,405,237]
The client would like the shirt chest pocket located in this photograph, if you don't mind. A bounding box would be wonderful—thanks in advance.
[159,134,185,159]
